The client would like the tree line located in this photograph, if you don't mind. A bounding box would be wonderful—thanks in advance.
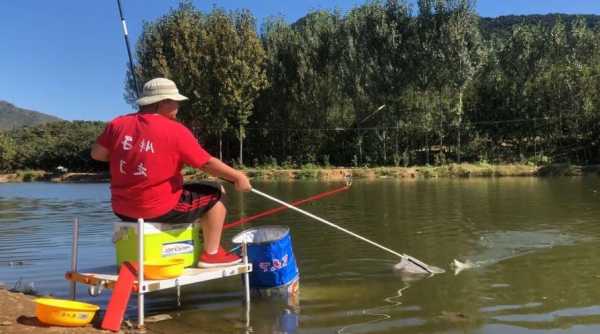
[127,0,600,167]
[0,121,106,172]
[2,0,600,172]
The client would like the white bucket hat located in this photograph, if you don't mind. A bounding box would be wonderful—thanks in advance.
[136,78,188,106]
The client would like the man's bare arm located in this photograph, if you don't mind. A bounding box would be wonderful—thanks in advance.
[200,158,251,192]
[91,143,110,162]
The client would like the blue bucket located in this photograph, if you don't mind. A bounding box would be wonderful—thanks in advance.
[232,226,299,291]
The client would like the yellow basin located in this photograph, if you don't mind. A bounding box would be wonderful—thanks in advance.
[143,258,185,280]
[34,298,99,327]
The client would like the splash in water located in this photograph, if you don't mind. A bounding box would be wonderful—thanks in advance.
[451,230,581,274]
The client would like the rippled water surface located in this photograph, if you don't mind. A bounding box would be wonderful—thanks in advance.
[1,178,600,333]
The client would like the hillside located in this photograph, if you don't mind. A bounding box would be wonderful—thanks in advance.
[480,14,600,39]
[0,100,62,131]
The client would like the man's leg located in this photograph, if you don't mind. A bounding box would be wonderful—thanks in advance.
[196,200,241,267]
[197,201,226,254]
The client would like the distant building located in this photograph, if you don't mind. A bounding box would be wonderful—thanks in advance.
[56,166,68,173]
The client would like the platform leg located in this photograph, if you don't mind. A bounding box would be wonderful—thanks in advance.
[137,218,145,329]
[242,241,250,308]
[242,241,251,329]
[69,217,79,300]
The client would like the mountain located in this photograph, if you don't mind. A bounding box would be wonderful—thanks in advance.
[0,101,62,131]
[480,14,600,39]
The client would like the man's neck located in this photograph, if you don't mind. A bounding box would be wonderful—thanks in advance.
[138,105,158,114]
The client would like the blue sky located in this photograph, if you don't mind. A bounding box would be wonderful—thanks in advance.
[1,0,599,122]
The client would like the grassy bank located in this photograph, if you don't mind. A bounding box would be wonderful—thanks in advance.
[0,171,110,183]
[188,163,600,181]
[2,164,599,183]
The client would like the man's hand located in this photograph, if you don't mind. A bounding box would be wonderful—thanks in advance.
[234,172,252,192]
[201,158,252,191]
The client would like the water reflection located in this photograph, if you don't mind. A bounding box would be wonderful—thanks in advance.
[249,297,300,334]
[337,283,412,334]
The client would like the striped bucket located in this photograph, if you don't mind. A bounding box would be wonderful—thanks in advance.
[232,226,299,297]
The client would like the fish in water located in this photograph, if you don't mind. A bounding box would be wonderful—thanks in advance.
[393,256,445,280]
[451,230,580,275]
[450,259,478,275]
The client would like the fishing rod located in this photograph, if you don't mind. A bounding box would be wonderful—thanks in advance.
[223,182,351,230]
[220,178,437,274]
[248,187,405,258]
[116,0,141,98]
[248,187,436,273]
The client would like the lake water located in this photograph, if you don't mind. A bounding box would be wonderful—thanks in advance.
[1,178,600,333]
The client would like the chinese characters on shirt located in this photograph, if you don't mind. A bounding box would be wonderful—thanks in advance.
[118,135,154,177]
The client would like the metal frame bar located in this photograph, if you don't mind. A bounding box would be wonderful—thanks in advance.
[69,217,79,300]
[242,241,251,328]
[242,241,250,308]
[65,264,252,292]
[137,218,145,329]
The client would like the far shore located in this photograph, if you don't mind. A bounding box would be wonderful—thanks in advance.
[1,163,599,184]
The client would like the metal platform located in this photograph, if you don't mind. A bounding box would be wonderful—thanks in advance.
[65,218,252,329]
[65,263,252,293]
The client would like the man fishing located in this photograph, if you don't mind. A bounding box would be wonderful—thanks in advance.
[91,77,251,268]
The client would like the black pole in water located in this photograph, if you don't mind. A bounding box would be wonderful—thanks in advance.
[116,0,141,98]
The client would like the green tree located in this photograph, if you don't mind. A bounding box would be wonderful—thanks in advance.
[132,4,267,164]
[5,121,106,171]
[199,9,268,164]
[126,3,600,167]
[341,1,410,164]
[228,10,268,165]
[254,17,302,160]
[131,0,207,115]
[0,133,16,171]
[438,0,484,162]
[258,11,349,164]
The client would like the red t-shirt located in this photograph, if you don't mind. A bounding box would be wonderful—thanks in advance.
[96,113,212,218]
